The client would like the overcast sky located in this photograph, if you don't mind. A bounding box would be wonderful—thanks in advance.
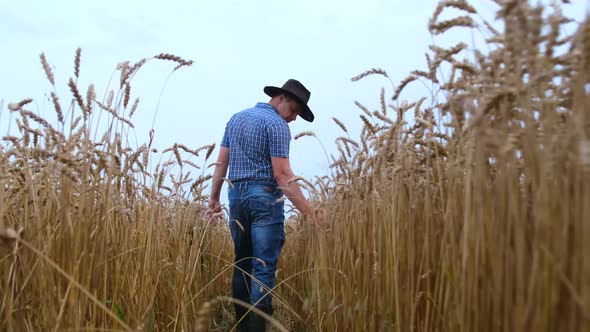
[1,0,587,187]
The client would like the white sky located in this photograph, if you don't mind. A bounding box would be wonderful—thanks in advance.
[0,0,587,186]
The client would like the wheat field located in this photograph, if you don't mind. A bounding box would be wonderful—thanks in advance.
[1,1,589,331]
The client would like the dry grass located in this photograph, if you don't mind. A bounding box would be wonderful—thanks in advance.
[1,1,589,331]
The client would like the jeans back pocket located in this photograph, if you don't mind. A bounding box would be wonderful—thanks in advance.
[247,186,284,225]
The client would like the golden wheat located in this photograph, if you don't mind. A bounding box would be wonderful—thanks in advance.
[332,117,348,134]
[350,68,389,82]
[73,47,81,79]
[39,52,55,86]
[294,131,316,140]
[68,77,86,115]
[1,2,587,331]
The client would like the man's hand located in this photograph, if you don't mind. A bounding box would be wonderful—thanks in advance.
[307,206,326,227]
[314,207,325,224]
[204,199,223,225]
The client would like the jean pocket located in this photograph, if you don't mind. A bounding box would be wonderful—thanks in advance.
[247,188,284,225]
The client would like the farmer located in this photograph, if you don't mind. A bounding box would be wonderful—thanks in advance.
[207,79,319,331]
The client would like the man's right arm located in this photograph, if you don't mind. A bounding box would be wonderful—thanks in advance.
[271,156,316,221]
[210,146,230,201]
[207,146,230,221]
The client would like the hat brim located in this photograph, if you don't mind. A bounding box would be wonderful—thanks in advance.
[264,86,314,122]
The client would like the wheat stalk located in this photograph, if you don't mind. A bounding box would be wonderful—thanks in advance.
[8,98,33,111]
[430,0,476,28]
[183,159,201,170]
[106,90,114,108]
[154,53,194,69]
[85,84,95,113]
[354,101,372,118]
[129,97,140,117]
[360,115,377,135]
[95,101,134,128]
[337,136,360,149]
[373,110,395,125]
[393,75,417,101]
[74,47,81,79]
[204,143,216,161]
[20,110,51,129]
[173,144,183,167]
[332,117,348,133]
[123,83,131,109]
[48,92,64,124]
[68,78,87,115]
[294,131,316,140]
[118,61,129,87]
[380,87,387,115]
[430,16,476,35]
[452,59,477,75]
[351,68,389,82]
[40,53,55,86]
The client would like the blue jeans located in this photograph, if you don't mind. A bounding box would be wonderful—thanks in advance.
[228,181,286,322]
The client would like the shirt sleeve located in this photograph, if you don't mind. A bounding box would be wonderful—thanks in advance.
[221,123,230,148]
[268,122,291,158]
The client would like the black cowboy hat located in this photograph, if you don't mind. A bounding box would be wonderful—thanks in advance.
[264,79,314,122]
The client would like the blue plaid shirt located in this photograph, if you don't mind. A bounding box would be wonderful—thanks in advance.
[221,102,291,184]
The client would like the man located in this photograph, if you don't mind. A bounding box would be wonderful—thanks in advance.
[207,79,318,331]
